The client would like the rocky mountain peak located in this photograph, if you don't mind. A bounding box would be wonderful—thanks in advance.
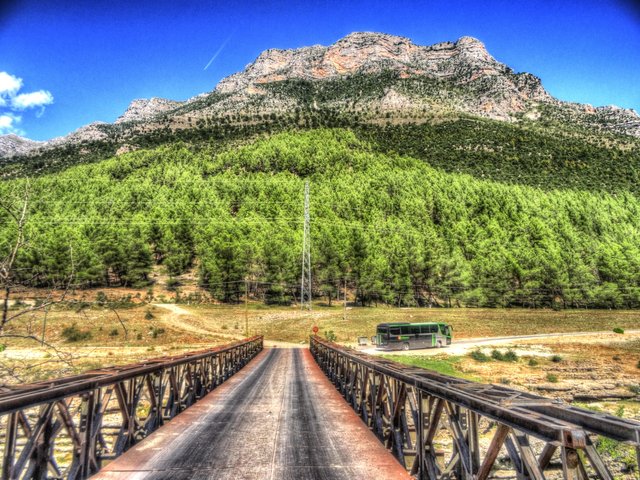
[2,31,639,162]
[215,32,505,94]
[115,97,181,124]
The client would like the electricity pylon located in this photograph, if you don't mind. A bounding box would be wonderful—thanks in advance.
[300,180,312,310]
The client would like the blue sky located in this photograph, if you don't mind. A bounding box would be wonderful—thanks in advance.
[1,0,638,141]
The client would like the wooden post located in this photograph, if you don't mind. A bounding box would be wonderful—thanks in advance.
[343,278,347,322]
[244,280,249,337]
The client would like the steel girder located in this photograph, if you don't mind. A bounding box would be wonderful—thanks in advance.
[310,336,640,480]
[0,336,263,479]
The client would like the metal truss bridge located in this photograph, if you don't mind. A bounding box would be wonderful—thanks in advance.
[1,336,638,479]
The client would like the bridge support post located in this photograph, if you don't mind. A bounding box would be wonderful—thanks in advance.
[78,390,96,479]
[2,412,18,480]
[561,446,581,480]
[468,410,480,476]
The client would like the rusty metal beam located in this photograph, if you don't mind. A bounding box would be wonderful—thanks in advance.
[310,335,640,480]
[0,336,263,480]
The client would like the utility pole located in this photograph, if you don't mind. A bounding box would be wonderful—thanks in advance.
[300,180,312,310]
[244,280,249,336]
[343,278,347,322]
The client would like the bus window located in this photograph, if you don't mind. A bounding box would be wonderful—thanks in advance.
[377,326,389,335]
[400,326,410,335]
[389,327,401,336]
[410,325,420,335]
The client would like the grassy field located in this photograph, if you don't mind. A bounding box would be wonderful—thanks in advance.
[179,303,640,344]
[2,301,637,476]
[1,302,639,382]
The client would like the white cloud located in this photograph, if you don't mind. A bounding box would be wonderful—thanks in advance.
[12,90,54,110]
[0,72,53,137]
[0,72,23,97]
[0,113,23,135]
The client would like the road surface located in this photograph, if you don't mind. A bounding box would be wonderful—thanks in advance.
[95,348,410,480]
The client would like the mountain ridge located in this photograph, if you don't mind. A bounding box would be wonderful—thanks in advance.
[1,31,639,162]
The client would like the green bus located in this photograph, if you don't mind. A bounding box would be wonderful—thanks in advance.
[375,322,452,351]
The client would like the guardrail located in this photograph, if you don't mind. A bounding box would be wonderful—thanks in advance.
[310,336,639,480]
[0,336,263,480]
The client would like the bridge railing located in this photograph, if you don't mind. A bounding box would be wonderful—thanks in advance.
[0,335,263,480]
[310,336,640,480]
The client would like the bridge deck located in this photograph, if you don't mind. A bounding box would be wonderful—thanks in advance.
[94,347,410,479]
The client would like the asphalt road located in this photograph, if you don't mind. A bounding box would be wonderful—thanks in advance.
[95,348,410,480]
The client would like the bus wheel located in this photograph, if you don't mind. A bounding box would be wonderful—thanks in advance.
[402,343,410,351]
[437,341,443,348]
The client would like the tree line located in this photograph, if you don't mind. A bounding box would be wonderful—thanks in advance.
[1,128,639,309]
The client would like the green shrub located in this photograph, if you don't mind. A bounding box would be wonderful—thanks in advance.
[470,349,490,362]
[613,327,624,334]
[151,327,166,338]
[144,310,154,320]
[324,330,337,342]
[62,324,92,342]
[136,333,143,340]
[528,358,539,367]
[629,385,640,395]
[504,350,518,362]
[551,355,563,363]
[491,349,505,361]
[109,328,119,337]
[546,373,558,383]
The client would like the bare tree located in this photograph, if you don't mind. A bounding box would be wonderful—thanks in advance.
[0,186,74,339]
[0,186,29,336]
[0,187,82,384]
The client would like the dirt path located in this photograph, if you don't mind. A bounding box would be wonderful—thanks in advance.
[152,304,307,347]
[152,303,192,316]
[152,303,242,339]
[361,329,640,356]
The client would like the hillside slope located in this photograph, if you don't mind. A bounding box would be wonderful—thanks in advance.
[1,129,638,308]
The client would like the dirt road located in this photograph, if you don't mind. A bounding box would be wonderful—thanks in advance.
[361,329,640,356]
[95,348,410,480]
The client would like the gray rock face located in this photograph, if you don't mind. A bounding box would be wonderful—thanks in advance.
[115,98,182,124]
[217,33,523,94]
[0,134,44,159]
[212,32,553,122]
